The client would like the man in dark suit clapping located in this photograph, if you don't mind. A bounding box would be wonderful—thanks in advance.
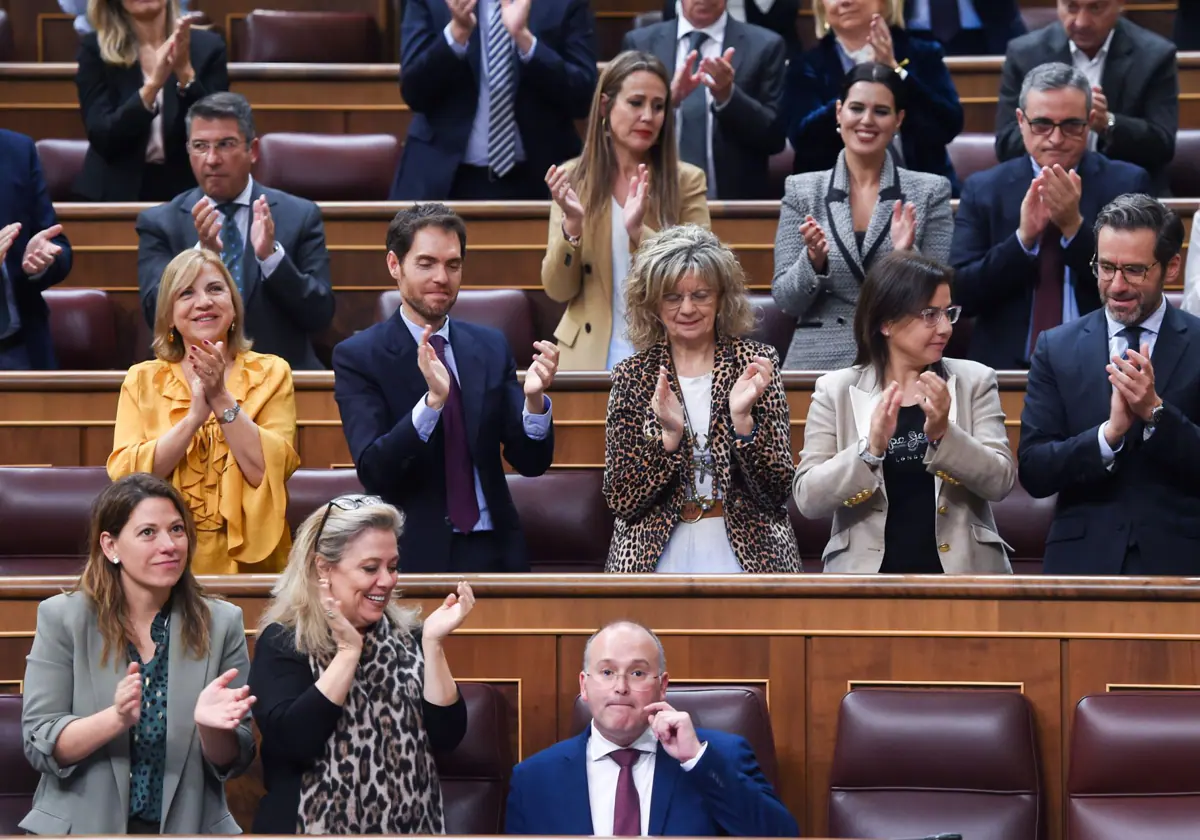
[136,93,334,370]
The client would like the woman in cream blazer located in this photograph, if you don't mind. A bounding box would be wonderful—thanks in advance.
[543,50,710,371]
[794,251,1015,574]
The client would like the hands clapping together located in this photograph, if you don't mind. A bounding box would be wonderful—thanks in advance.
[1105,343,1163,446]
[0,222,66,277]
[867,373,951,460]
[671,47,737,107]
[113,658,255,733]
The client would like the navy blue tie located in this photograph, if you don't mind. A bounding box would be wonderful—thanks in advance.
[217,203,245,294]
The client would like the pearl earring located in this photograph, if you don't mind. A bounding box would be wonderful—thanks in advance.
[109,555,120,565]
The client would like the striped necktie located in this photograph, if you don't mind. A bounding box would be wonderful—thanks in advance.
[486,0,518,179]
[217,202,245,294]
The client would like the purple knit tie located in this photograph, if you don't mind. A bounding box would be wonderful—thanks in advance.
[429,335,480,533]
[610,748,642,836]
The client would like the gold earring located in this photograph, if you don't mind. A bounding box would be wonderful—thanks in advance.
[167,329,175,343]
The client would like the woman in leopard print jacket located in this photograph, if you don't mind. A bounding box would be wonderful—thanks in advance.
[603,225,802,573]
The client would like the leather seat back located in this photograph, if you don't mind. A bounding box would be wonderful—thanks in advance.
[44,289,122,370]
[35,139,89,202]
[243,10,380,62]
[435,682,514,834]
[376,290,536,365]
[0,467,111,575]
[255,133,401,201]
[507,470,612,572]
[0,695,39,833]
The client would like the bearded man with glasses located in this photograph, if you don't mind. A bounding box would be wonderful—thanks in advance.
[949,62,1150,371]
[1019,193,1200,576]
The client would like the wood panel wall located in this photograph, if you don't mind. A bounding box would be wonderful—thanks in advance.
[1,575,1199,836]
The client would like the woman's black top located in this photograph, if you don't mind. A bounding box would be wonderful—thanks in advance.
[880,403,944,573]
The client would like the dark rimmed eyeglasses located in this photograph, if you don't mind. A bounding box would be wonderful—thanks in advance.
[1091,257,1159,284]
[1020,110,1089,138]
[313,494,384,548]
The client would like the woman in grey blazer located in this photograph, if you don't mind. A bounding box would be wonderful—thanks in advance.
[773,62,953,370]
[21,473,256,835]
[794,251,1015,574]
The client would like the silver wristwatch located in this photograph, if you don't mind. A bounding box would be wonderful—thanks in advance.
[219,404,241,424]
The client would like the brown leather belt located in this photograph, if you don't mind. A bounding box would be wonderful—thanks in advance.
[680,499,724,523]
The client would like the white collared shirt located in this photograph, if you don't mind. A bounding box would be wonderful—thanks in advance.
[1069,28,1116,152]
[674,11,729,195]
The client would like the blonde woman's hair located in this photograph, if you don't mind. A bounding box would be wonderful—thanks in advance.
[258,498,420,662]
[76,473,211,666]
[573,51,682,228]
[624,225,755,351]
[152,249,252,362]
[813,0,905,38]
[89,0,182,67]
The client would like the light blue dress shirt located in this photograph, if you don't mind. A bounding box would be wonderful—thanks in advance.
[1017,157,1084,360]
[442,1,537,168]
[1097,296,1166,465]
[400,306,552,533]
[906,0,983,31]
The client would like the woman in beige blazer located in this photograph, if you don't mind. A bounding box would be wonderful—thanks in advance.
[21,473,255,834]
[543,50,710,371]
[794,251,1014,574]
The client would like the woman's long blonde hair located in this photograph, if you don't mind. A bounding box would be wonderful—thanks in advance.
[76,473,211,667]
[813,0,904,38]
[573,51,682,228]
[258,498,421,662]
[89,0,182,67]
[152,249,252,363]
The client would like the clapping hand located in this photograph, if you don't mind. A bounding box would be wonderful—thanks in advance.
[192,197,224,252]
[523,340,559,410]
[1036,165,1083,238]
[652,366,685,452]
[0,223,20,266]
[172,15,194,83]
[866,14,897,69]
[417,325,452,411]
[114,662,142,728]
[546,165,584,240]
[800,216,829,273]
[445,0,478,43]
[729,355,773,433]
[645,701,703,763]
[890,201,917,252]
[670,51,704,104]
[1108,344,1161,422]
[1090,85,1110,134]
[250,195,276,260]
[622,164,651,244]
[422,580,476,643]
[319,576,363,655]
[867,381,903,458]
[20,224,64,276]
[193,668,255,731]
[1017,174,1051,250]
[915,371,951,442]
[699,48,736,105]
[188,340,229,403]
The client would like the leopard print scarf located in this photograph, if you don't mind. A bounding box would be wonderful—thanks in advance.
[296,616,446,835]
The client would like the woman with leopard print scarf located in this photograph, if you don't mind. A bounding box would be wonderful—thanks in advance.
[248,496,472,834]
[604,225,802,573]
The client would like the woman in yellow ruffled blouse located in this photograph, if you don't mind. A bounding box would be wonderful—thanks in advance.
[108,248,299,574]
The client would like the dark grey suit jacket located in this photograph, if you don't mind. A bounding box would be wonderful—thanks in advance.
[135,180,335,370]
[620,17,786,200]
[994,18,1178,194]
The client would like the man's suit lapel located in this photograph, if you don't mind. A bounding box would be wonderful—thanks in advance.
[163,600,205,823]
[89,619,131,819]
[1152,303,1190,395]
[653,24,677,77]
[1099,20,1134,110]
[722,18,748,75]
[384,312,431,406]
[240,182,275,305]
[1077,311,1114,424]
[176,188,206,249]
[647,743,683,835]
[448,320,486,457]
[1045,23,1072,64]
[562,729,598,835]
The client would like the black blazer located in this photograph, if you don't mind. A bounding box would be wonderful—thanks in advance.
[0,130,73,369]
[995,18,1178,194]
[903,0,1024,55]
[248,622,467,835]
[783,29,963,194]
[74,29,228,202]
[621,17,787,199]
[391,0,597,200]
[332,313,555,572]
[134,181,334,370]
[949,152,1151,370]
[1019,304,1200,575]
[660,0,800,49]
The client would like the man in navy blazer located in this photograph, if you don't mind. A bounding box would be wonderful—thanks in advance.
[333,204,558,573]
[950,63,1150,371]
[0,129,73,370]
[904,0,1025,56]
[392,0,597,201]
[506,621,799,837]
[1019,194,1200,576]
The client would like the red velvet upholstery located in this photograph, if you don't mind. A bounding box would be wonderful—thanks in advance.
[1067,692,1200,840]
[44,289,121,370]
[34,139,89,202]
[284,469,365,535]
[255,133,401,202]
[829,689,1043,840]
[571,684,779,789]
[1167,131,1200,199]
[376,289,537,362]
[0,695,38,833]
[948,133,999,184]
[435,682,514,834]
[0,467,111,575]
[242,11,380,63]
[747,293,796,364]
[507,470,611,572]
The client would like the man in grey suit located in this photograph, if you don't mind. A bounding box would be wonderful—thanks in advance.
[993,0,1177,195]
[136,92,335,370]
[621,0,786,200]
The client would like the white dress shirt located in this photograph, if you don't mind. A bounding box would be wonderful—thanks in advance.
[194,176,287,279]
[674,11,730,193]
[1098,295,1166,465]
[607,197,636,369]
[401,306,553,533]
[1069,28,1116,152]
[585,723,708,836]
[443,1,537,168]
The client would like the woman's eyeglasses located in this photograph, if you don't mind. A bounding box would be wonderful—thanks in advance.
[916,305,962,327]
[313,494,384,547]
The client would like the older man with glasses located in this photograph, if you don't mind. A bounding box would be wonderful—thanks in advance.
[1019,193,1200,575]
[948,62,1150,371]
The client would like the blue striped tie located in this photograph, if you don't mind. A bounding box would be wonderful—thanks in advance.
[217,202,245,295]
[486,0,517,179]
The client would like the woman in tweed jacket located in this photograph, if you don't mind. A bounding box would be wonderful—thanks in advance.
[773,62,953,370]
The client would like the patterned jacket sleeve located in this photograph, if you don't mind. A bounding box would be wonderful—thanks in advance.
[603,360,684,522]
[730,346,794,510]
